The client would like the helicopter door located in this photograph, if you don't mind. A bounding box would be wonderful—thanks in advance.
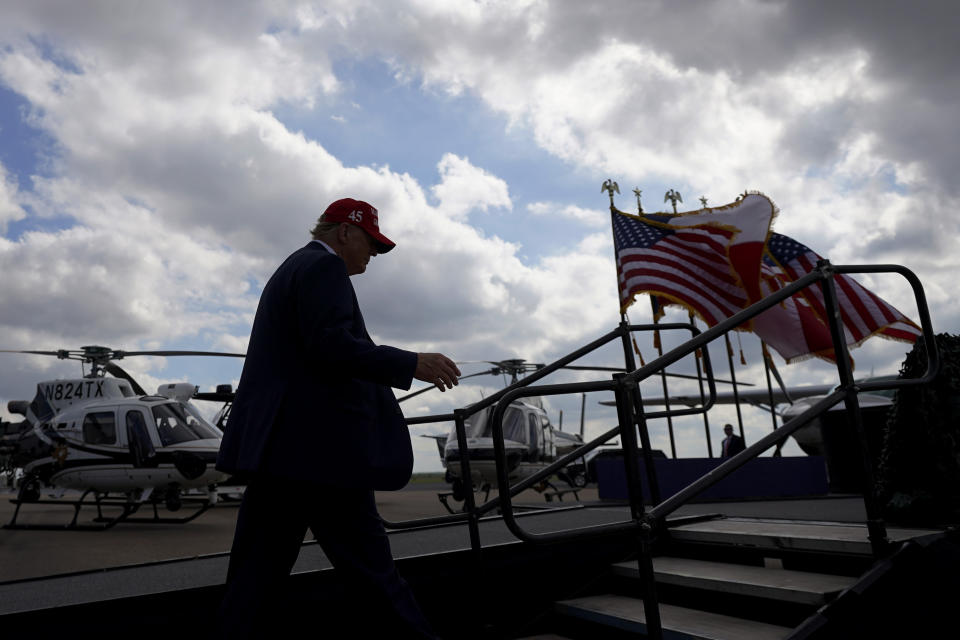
[125,410,157,468]
[78,411,120,488]
[527,413,541,462]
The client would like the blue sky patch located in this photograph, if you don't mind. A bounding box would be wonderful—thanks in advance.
[272,57,613,259]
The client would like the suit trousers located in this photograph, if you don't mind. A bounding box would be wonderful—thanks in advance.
[217,474,437,638]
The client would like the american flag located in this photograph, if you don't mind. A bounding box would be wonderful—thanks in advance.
[614,194,775,325]
[612,193,920,364]
[754,252,840,362]
[765,232,921,349]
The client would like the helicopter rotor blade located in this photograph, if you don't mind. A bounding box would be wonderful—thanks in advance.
[397,357,754,404]
[397,369,497,402]
[192,391,236,402]
[456,359,543,369]
[2,348,246,361]
[560,365,627,371]
[0,349,75,359]
[396,386,436,403]
[558,365,751,386]
[103,362,147,396]
[2,348,245,398]
[651,371,752,386]
[114,350,246,359]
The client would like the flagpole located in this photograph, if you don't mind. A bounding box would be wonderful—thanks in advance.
[724,333,746,442]
[605,179,627,334]
[688,311,714,457]
[644,187,678,458]
[651,297,677,459]
[579,393,586,440]
[605,179,662,504]
[761,341,779,431]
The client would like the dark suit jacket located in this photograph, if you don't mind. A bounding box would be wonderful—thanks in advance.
[216,242,418,490]
[722,434,746,458]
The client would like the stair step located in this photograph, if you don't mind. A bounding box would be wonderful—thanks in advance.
[555,594,791,640]
[612,557,855,605]
[668,518,938,556]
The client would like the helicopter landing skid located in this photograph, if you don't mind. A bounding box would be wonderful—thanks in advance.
[437,484,493,515]
[4,489,214,531]
[543,486,582,503]
[94,494,214,526]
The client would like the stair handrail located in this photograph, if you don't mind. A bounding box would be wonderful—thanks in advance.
[489,261,938,548]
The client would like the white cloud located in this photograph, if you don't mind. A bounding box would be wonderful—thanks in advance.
[0,163,27,233]
[430,153,511,221]
[356,196,619,363]
[527,201,606,227]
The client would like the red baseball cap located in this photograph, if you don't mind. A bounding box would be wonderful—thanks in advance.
[321,198,396,253]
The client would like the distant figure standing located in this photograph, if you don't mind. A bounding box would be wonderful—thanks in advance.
[216,198,460,638]
[721,423,746,458]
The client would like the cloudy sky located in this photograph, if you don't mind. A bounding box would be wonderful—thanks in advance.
[1,0,957,470]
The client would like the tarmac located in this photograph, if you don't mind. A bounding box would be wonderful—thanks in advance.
[0,482,872,584]
[0,480,877,617]
[0,481,474,582]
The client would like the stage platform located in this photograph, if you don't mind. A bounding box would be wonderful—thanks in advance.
[0,484,924,618]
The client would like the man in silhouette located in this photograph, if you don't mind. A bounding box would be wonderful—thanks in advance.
[721,423,746,458]
[216,198,460,638]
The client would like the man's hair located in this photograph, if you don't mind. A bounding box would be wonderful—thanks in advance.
[310,217,340,239]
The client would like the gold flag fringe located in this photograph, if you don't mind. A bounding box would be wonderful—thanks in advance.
[624,311,645,365]
[632,337,645,366]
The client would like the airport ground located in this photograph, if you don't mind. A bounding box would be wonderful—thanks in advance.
[0,475,600,583]
[0,475,875,587]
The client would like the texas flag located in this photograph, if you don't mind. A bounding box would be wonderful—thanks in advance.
[614,193,776,323]
[659,193,776,305]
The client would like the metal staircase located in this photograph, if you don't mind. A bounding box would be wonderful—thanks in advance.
[521,517,946,639]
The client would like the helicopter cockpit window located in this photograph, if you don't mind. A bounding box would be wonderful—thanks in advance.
[465,408,489,438]
[82,412,117,445]
[479,407,526,443]
[151,403,220,446]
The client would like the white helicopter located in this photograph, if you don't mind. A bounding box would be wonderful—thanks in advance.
[0,345,244,530]
[409,360,587,512]
[413,359,746,513]
[620,374,898,456]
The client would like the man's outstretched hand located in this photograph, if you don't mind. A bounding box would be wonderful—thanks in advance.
[414,353,461,392]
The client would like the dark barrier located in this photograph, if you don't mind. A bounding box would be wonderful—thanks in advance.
[595,453,828,501]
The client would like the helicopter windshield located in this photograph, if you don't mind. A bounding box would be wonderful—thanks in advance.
[463,408,489,439]
[185,402,224,436]
[478,407,526,444]
[151,403,220,446]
